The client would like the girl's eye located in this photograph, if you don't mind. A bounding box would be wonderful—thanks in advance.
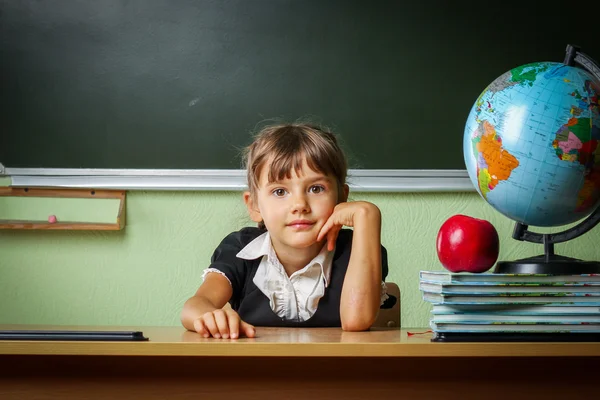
[272,188,287,197]
[309,185,325,194]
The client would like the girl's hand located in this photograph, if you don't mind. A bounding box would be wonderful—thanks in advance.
[193,308,256,339]
[317,201,381,251]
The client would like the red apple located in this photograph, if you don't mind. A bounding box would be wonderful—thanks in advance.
[436,214,499,273]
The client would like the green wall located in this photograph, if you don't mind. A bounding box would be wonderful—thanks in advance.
[0,191,598,328]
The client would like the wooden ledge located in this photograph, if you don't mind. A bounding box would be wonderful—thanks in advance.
[0,187,126,230]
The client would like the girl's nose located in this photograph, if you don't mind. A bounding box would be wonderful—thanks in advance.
[291,193,310,213]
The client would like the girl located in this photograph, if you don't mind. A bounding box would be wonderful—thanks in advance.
[181,123,388,339]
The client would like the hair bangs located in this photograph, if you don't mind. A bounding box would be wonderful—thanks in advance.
[266,130,340,183]
[245,123,347,196]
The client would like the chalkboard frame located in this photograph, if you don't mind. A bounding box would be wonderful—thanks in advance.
[0,166,474,192]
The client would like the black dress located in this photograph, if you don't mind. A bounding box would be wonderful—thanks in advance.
[207,227,389,327]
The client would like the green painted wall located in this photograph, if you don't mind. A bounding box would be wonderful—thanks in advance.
[0,191,598,328]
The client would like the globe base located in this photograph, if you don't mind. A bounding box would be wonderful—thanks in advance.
[495,255,600,274]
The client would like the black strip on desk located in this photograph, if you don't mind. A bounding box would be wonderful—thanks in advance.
[0,330,149,341]
[431,331,600,342]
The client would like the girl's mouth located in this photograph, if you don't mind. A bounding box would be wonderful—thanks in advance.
[287,220,314,229]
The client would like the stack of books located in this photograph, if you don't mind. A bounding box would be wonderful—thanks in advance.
[419,270,600,338]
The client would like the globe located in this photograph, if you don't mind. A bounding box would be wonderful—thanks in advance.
[464,61,600,227]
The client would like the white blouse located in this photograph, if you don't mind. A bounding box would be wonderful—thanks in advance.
[203,232,388,322]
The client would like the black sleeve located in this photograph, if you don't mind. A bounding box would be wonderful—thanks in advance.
[381,244,389,282]
[380,244,398,309]
[207,228,260,306]
[336,229,389,282]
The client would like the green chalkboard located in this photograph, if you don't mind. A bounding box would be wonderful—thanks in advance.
[1,0,598,170]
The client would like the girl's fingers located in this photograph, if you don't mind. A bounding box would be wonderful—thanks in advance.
[213,309,230,339]
[202,312,220,338]
[317,223,329,242]
[318,217,335,241]
[226,311,240,339]
[318,204,357,242]
[195,310,251,339]
[327,226,341,251]
[193,318,208,337]
[240,320,256,338]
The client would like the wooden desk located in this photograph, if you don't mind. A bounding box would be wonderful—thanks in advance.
[1,325,599,400]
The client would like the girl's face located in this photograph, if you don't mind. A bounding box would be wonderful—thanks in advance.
[245,157,345,256]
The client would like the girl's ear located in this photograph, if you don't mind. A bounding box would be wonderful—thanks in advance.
[243,191,262,223]
[340,184,349,202]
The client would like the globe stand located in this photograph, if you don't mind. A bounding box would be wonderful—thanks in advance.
[494,206,600,274]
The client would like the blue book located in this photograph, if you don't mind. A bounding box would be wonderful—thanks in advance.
[420,270,600,285]
[422,292,600,305]
[430,314,600,324]
[430,304,600,315]
[420,280,600,295]
[430,321,600,333]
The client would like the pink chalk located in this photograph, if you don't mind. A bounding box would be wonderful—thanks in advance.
[48,215,57,224]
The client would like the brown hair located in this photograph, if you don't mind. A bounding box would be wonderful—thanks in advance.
[243,123,348,200]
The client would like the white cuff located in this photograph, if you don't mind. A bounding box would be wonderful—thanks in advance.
[380,281,389,305]
[202,268,232,286]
